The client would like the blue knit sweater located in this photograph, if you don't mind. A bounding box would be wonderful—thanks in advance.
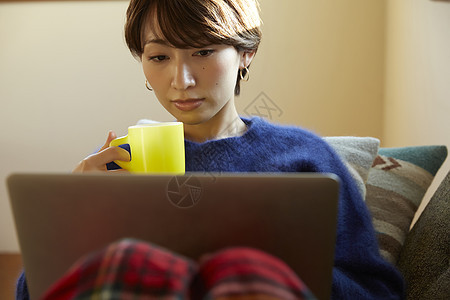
[16,117,404,299]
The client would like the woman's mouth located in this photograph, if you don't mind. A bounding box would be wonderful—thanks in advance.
[171,98,205,111]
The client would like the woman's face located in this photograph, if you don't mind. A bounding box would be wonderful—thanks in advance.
[141,28,246,126]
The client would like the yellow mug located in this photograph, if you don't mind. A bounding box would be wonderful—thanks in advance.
[109,122,185,174]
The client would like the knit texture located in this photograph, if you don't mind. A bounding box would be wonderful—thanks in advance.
[16,117,404,300]
[184,117,404,299]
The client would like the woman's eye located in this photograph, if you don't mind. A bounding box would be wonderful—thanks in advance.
[194,50,214,57]
[149,55,168,62]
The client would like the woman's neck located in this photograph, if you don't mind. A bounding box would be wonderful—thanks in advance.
[183,101,247,143]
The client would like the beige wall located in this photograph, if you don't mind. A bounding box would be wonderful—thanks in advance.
[0,0,447,252]
[384,0,450,223]
[240,0,386,137]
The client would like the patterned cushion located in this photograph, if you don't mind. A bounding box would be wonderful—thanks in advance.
[324,137,380,199]
[365,145,448,264]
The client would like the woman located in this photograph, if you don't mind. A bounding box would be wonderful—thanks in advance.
[17,0,404,299]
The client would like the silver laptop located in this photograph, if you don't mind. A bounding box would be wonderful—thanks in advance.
[7,172,339,300]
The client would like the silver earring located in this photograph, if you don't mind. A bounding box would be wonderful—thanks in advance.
[239,67,250,82]
[145,80,153,91]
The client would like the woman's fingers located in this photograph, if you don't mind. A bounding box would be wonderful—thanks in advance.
[73,131,130,173]
[98,146,131,165]
[73,147,130,173]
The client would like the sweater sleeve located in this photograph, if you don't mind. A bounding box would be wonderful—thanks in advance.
[312,139,405,299]
[16,271,30,300]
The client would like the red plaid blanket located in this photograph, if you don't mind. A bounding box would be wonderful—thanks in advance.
[41,239,315,300]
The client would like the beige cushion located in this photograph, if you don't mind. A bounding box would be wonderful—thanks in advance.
[324,136,380,199]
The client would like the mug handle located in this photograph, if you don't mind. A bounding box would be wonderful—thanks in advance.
[109,136,132,171]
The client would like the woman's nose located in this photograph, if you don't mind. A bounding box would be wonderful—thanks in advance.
[171,62,195,90]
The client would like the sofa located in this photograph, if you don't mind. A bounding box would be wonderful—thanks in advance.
[324,137,449,299]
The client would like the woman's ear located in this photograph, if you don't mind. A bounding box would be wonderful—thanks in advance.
[240,50,256,68]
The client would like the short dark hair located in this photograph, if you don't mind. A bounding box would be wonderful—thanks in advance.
[125,0,262,95]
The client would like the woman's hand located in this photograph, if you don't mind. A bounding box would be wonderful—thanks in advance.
[73,131,130,173]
